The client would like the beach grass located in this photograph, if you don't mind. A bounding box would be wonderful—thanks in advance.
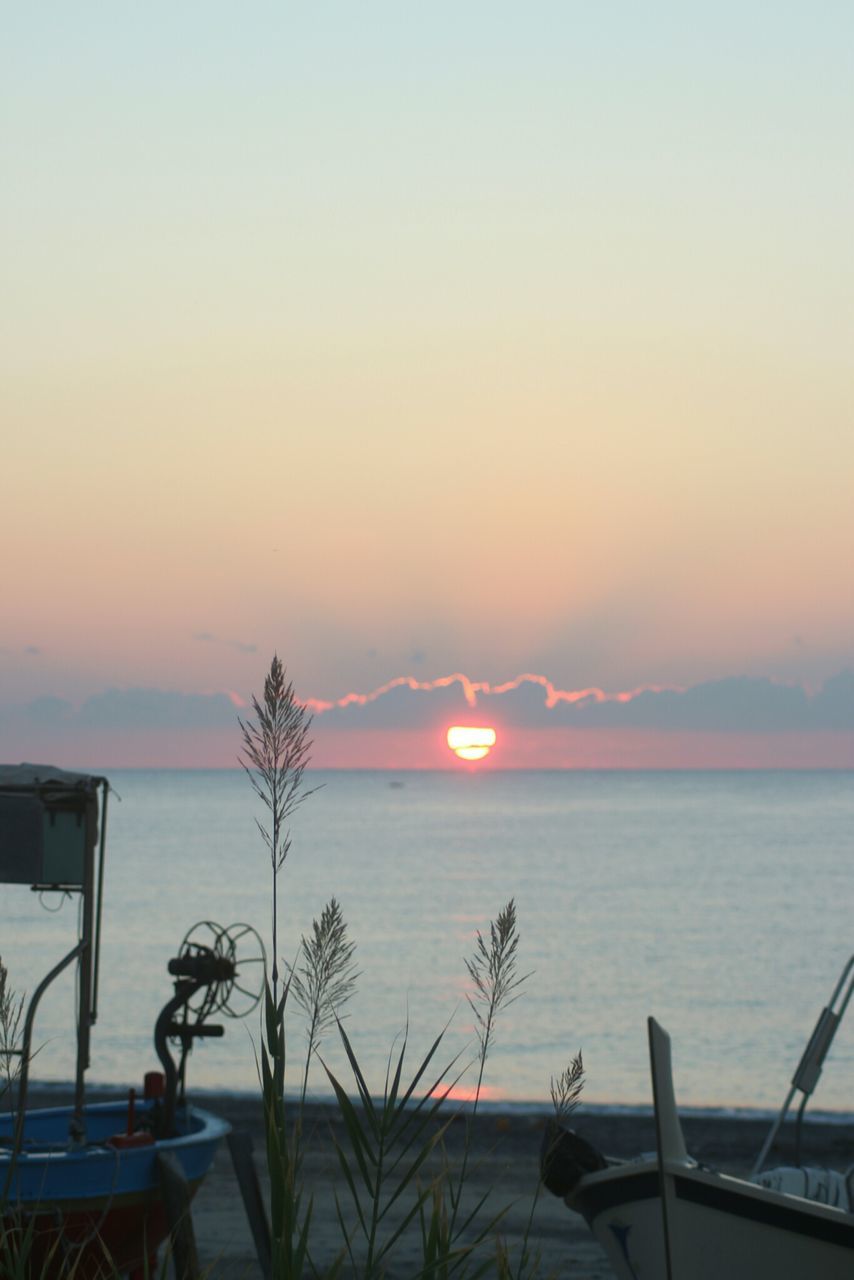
[240,655,582,1279]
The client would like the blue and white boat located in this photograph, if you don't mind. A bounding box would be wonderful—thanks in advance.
[0,766,262,1278]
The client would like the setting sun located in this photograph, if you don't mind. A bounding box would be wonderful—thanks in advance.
[447,726,497,761]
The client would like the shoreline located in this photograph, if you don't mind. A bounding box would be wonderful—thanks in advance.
[20,1086,854,1278]
[24,1080,854,1125]
[197,1096,854,1279]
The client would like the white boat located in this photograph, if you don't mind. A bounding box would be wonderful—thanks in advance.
[547,959,854,1279]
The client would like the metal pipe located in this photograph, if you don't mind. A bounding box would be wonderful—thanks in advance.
[72,796,97,1144]
[3,941,85,1201]
[154,982,207,1137]
[91,779,109,1025]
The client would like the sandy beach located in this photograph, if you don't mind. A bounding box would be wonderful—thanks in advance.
[174,1095,853,1279]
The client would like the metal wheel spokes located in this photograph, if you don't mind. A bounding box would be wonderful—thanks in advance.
[217,922,266,1019]
[172,919,266,1023]
[176,920,229,1018]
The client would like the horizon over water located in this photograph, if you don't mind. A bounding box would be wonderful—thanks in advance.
[3,769,852,1116]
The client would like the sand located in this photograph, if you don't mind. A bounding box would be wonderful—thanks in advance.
[181,1096,854,1279]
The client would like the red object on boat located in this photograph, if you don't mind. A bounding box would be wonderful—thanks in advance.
[144,1071,166,1100]
[105,1086,155,1148]
[106,1130,155,1150]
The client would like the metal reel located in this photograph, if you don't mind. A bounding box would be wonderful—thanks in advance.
[215,922,266,1018]
[175,919,231,1020]
[174,919,266,1021]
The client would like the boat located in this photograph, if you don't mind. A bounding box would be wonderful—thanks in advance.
[0,765,264,1278]
[544,957,854,1280]
[0,1098,230,1277]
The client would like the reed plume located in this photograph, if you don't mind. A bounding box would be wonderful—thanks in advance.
[289,897,359,1105]
[238,654,314,1005]
[550,1052,585,1121]
[465,898,530,1101]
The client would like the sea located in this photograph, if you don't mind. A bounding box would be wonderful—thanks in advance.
[2,770,852,1117]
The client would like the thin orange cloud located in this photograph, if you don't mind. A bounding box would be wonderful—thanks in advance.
[303,672,677,715]
[303,673,481,713]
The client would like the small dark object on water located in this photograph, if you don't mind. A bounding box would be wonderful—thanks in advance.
[540,1119,607,1197]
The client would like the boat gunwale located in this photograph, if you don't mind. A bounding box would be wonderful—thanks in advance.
[0,1101,231,1161]
[569,1156,854,1248]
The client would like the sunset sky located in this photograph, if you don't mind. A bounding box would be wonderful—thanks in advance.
[3,5,853,767]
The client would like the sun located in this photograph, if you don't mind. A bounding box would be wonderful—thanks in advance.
[447,725,497,762]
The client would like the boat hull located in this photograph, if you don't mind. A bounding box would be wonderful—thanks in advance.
[3,1187,186,1278]
[570,1159,854,1280]
[1,1100,230,1278]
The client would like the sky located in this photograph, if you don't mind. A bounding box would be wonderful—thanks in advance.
[2,4,853,767]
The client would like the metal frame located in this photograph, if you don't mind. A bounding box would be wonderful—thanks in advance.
[0,773,109,1153]
[752,953,854,1176]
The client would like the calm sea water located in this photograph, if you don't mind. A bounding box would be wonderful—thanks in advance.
[3,770,852,1114]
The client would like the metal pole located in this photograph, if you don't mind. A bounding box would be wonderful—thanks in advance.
[3,942,85,1200]
[72,801,97,1144]
[91,778,109,1024]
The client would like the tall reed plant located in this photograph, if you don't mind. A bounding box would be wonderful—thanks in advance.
[239,655,314,1008]
[415,900,531,1280]
[239,656,319,1279]
[241,656,581,1279]
[289,898,359,1115]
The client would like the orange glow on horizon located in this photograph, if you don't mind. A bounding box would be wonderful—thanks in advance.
[447,725,497,761]
[431,1082,502,1104]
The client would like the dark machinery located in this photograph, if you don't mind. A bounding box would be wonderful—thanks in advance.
[153,920,265,1135]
